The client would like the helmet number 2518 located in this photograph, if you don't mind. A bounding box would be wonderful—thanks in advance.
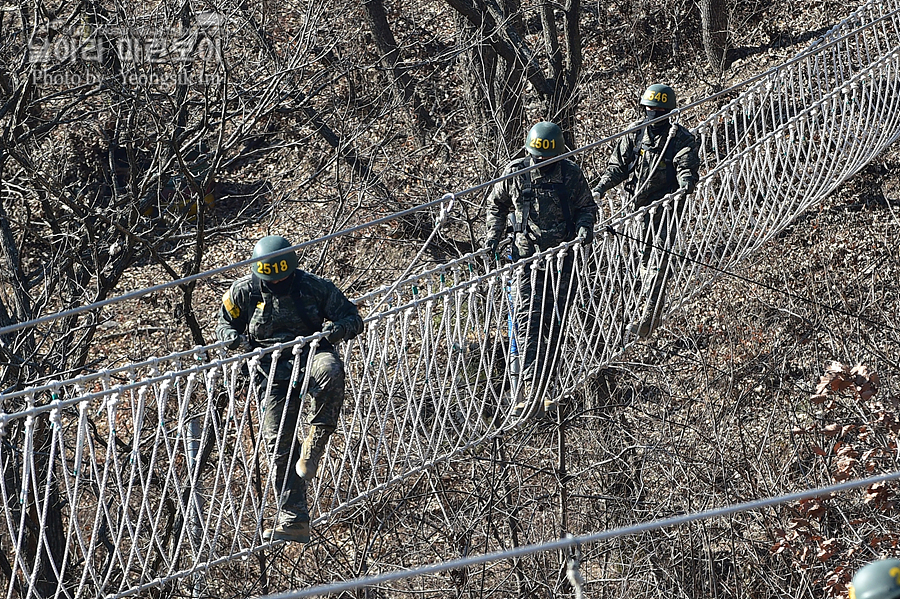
[256,260,291,276]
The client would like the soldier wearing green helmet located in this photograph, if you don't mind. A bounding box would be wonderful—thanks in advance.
[640,83,677,110]
[525,120,567,157]
[593,83,700,338]
[484,121,598,417]
[850,559,900,599]
[216,235,363,543]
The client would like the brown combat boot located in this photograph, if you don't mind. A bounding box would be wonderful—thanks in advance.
[296,425,331,480]
[262,519,310,543]
[543,395,559,412]
[511,381,533,418]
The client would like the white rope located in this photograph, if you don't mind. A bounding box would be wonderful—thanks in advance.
[260,469,900,599]
[566,538,586,599]
[2,5,896,342]
[3,4,900,597]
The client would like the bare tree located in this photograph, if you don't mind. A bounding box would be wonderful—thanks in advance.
[701,0,730,73]
[0,0,328,591]
[2,0,881,597]
[445,0,584,154]
[359,0,435,146]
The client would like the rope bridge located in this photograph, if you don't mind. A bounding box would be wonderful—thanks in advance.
[3,1,900,596]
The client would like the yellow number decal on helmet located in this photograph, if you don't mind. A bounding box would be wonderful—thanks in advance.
[255,259,292,277]
[529,137,556,150]
[891,567,900,584]
[222,290,240,319]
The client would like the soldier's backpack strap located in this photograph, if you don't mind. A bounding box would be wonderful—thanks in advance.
[552,181,575,239]
[631,137,642,169]
[623,131,643,195]
[638,129,679,192]
[287,274,323,336]
[663,131,678,191]
[521,171,576,240]
[252,273,321,339]
[519,173,533,235]
[250,274,264,308]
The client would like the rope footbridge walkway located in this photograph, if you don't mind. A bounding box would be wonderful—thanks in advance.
[3,1,900,596]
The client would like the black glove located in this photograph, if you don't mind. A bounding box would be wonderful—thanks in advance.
[484,237,501,256]
[222,329,244,350]
[576,226,593,245]
[591,189,605,203]
[322,322,346,344]
[680,181,696,195]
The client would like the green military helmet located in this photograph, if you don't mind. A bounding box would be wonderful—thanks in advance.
[850,559,900,599]
[525,121,565,157]
[251,235,298,281]
[640,84,677,110]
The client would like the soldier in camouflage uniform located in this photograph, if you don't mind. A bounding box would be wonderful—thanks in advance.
[849,559,900,599]
[484,121,597,416]
[593,84,700,338]
[216,235,363,543]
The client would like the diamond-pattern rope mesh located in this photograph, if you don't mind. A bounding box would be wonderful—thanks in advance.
[3,2,900,597]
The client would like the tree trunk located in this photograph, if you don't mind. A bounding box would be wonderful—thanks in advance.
[29,415,68,598]
[701,0,729,74]
[454,6,524,163]
[456,15,498,167]
[0,185,36,391]
[360,0,434,145]
[540,1,562,86]
[444,0,553,100]
[558,0,583,149]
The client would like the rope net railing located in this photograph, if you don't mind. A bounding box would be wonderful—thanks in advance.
[2,1,900,596]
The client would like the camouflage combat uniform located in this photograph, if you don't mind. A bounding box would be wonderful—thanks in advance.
[216,270,363,526]
[594,121,700,336]
[485,156,597,397]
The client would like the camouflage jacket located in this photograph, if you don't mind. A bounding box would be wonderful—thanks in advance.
[216,271,363,380]
[485,156,597,259]
[594,121,700,208]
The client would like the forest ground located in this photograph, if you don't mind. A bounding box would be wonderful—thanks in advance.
[21,0,900,596]
[241,2,900,596]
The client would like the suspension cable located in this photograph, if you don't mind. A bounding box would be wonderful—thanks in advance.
[261,469,900,599]
[1,8,896,340]
[605,221,900,335]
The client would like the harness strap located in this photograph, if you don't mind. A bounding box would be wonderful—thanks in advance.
[628,123,680,198]
[251,274,322,339]
[521,170,575,240]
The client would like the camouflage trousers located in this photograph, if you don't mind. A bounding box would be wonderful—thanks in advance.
[635,198,682,334]
[259,349,346,525]
[514,254,575,397]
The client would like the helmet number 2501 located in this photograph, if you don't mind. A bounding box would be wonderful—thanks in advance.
[529,137,556,150]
